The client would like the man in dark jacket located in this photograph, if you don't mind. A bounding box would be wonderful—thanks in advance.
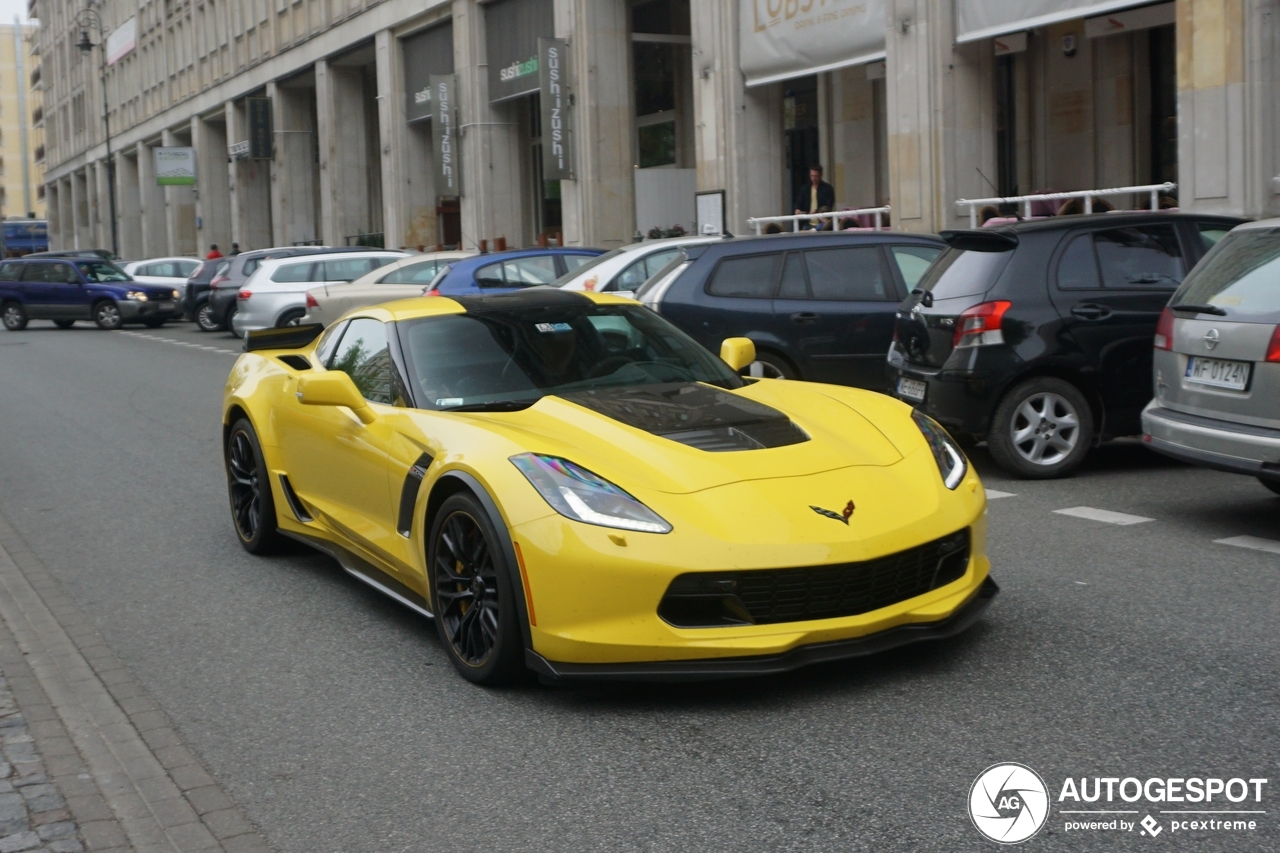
[793,164,836,230]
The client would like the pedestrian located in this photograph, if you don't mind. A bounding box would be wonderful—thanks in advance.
[229,242,240,256]
[206,244,224,259]
[792,164,835,231]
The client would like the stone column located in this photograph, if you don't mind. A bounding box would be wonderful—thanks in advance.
[162,129,199,256]
[138,142,167,258]
[46,182,61,250]
[116,151,143,259]
[226,100,273,251]
[268,80,321,246]
[193,112,233,254]
[375,29,408,250]
[316,58,373,246]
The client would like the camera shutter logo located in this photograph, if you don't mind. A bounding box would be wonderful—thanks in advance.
[969,763,1050,844]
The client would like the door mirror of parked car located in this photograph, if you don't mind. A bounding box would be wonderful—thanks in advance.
[719,337,756,372]
[295,372,377,424]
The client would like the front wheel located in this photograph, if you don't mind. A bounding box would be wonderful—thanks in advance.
[429,493,525,686]
[93,301,123,330]
[987,377,1094,479]
[1259,477,1280,497]
[2,303,28,331]
[225,419,284,554]
[746,351,797,380]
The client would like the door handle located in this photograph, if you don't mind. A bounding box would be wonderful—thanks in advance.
[790,312,820,323]
[1071,304,1111,320]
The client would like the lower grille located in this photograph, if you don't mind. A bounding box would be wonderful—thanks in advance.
[658,529,971,628]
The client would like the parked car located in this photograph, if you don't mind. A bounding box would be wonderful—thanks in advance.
[887,211,1245,479]
[556,235,725,296]
[203,246,391,333]
[635,231,945,388]
[303,250,474,327]
[231,250,409,334]
[24,249,123,262]
[181,257,230,323]
[121,258,201,293]
[425,248,605,296]
[1141,218,1280,495]
[0,256,180,330]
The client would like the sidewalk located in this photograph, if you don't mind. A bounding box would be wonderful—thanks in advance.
[0,512,272,853]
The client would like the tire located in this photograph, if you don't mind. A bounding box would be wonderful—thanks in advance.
[224,419,285,555]
[92,301,123,331]
[1259,478,1280,497]
[746,350,798,380]
[53,319,75,329]
[988,377,1094,479]
[428,492,526,686]
[219,303,237,332]
[195,301,220,332]
[143,318,166,328]
[276,308,306,328]
[1,302,27,331]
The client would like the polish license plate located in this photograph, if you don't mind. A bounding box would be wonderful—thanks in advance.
[1185,356,1250,391]
[897,377,927,401]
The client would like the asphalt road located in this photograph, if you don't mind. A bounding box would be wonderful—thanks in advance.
[0,319,1276,852]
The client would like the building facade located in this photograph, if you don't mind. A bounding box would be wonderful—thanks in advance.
[1,21,44,221]
[36,0,1280,257]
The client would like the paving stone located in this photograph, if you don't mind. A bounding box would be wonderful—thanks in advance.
[48,840,84,853]
[29,810,68,828]
[34,823,74,843]
[0,822,27,839]
[201,807,254,840]
[183,785,232,817]
[0,831,42,853]
[75,820,125,851]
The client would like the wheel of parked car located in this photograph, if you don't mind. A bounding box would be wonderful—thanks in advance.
[195,301,220,332]
[988,377,1094,479]
[428,492,526,686]
[225,419,285,555]
[53,319,75,329]
[276,308,306,328]
[143,318,166,328]
[1259,478,1280,497]
[220,303,237,332]
[92,301,123,331]
[1,302,27,331]
[746,351,797,380]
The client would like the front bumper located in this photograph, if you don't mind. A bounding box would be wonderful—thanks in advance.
[1142,402,1280,482]
[118,300,180,321]
[529,576,998,681]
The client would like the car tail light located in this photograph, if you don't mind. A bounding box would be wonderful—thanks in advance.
[1154,306,1175,351]
[305,292,319,309]
[238,290,252,301]
[1266,325,1280,363]
[210,275,229,288]
[953,301,1011,349]
[422,288,440,297]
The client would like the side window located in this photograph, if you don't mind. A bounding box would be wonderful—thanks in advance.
[562,254,595,271]
[776,253,808,299]
[613,258,652,292]
[315,320,348,366]
[270,262,316,283]
[50,263,80,284]
[705,254,779,298]
[379,261,440,285]
[323,258,375,282]
[21,263,52,283]
[177,260,200,277]
[803,247,889,300]
[327,317,395,405]
[503,256,557,285]
[1094,225,1185,288]
[1197,224,1231,253]
[1056,234,1101,289]
[134,264,154,277]
[474,261,505,288]
[0,262,23,281]
[890,246,942,290]
[149,262,172,277]
[242,258,261,277]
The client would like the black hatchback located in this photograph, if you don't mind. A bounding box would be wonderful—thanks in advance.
[637,232,944,389]
[887,212,1244,478]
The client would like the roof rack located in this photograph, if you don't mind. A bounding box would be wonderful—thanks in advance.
[955,182,1177,228]
[747,205,891,235]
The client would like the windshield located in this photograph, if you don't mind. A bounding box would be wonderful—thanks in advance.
[1171,228,1280,323]
[550,248,625,286]
[398,302,743,411]
[914,246,1012,300]
[635,251,689,300]
[76,261,131,282]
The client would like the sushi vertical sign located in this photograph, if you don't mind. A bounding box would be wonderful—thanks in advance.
[538,38,572,180]
[430,74,458,196]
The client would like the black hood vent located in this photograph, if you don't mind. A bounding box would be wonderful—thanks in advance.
[558,383,808,452]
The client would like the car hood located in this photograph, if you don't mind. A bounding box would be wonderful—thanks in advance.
[457,380,907,495]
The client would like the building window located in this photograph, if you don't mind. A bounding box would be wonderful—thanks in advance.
[631,0,692,170]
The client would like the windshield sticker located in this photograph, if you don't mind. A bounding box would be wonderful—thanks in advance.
[436,397,464,407]
[535,322,573,333]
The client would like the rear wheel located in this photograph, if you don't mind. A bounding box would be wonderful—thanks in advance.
[195,301,219,332]
[429,492,525,686]
[276,308,305,328]
[219,303,237,332]
[1259,478,1280,497]
[225,419,284,554]
[53,319,75,329]
[988,377,1093,479]
[92,301,123,330]
[2,303,27,331]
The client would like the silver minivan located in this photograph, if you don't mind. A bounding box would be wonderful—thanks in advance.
[1142,218,1280,495]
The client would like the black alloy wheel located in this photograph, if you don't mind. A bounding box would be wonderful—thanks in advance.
[2,303,28,331]
[53,319,76,329]
[225,419,283,554]
[93,301,123,330]
[195,301,220,332]
[429,493,525,685]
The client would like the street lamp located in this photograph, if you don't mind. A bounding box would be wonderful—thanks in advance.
[75,8,119,257]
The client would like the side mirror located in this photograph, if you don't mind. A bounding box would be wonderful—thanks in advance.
[719,337,756,373]
[296,372,377,424]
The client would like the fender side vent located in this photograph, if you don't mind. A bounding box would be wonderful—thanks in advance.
[278,474,313,523]
[396,453,435,538]
[276,354,312,370]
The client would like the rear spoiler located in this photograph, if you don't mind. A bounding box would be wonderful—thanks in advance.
[244,323,324,352]
[939,229,1019,252]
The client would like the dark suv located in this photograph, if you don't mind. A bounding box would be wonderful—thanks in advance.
[637,232,944,389]
[0,257,180,330]
[887,212,1244,478]
[181,257,231,323]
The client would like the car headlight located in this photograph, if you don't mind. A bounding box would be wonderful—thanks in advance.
[125,290,148,301]
[912,410,967,490]
[172,289,181,299]
[511,453,672,534]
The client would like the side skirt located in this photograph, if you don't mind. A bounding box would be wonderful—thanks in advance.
[278,529,434,619]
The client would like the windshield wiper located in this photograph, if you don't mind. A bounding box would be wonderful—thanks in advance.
[1169,302,1227,316]
[439,399,538,412]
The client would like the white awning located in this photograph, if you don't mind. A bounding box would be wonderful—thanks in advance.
[740,0,885,88]
[956,0,1159,44]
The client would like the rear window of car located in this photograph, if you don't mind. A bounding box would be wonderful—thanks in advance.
[270,262,316,283]
[0,262,22,281]
[706,253,779,298]
[801,246,891,301]
[1171,227,1280,323]
[379,261,442,284]
[916,246,1012,300]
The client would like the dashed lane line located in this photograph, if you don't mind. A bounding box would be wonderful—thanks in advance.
[985,489,1017,500]
[118,329,240,355]
[1214,535,1280,555]
[1053,506,1155,526]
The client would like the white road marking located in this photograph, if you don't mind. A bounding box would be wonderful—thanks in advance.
[1053,506,1154,526]
[117,330,237,353]
[985,489,1017,500]
[1214,535,1280,555]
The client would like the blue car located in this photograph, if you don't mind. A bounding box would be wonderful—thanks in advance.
[0,257,182,331]
[426,247,604,296]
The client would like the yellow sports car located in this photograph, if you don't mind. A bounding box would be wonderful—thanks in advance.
[222,289,997,685]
